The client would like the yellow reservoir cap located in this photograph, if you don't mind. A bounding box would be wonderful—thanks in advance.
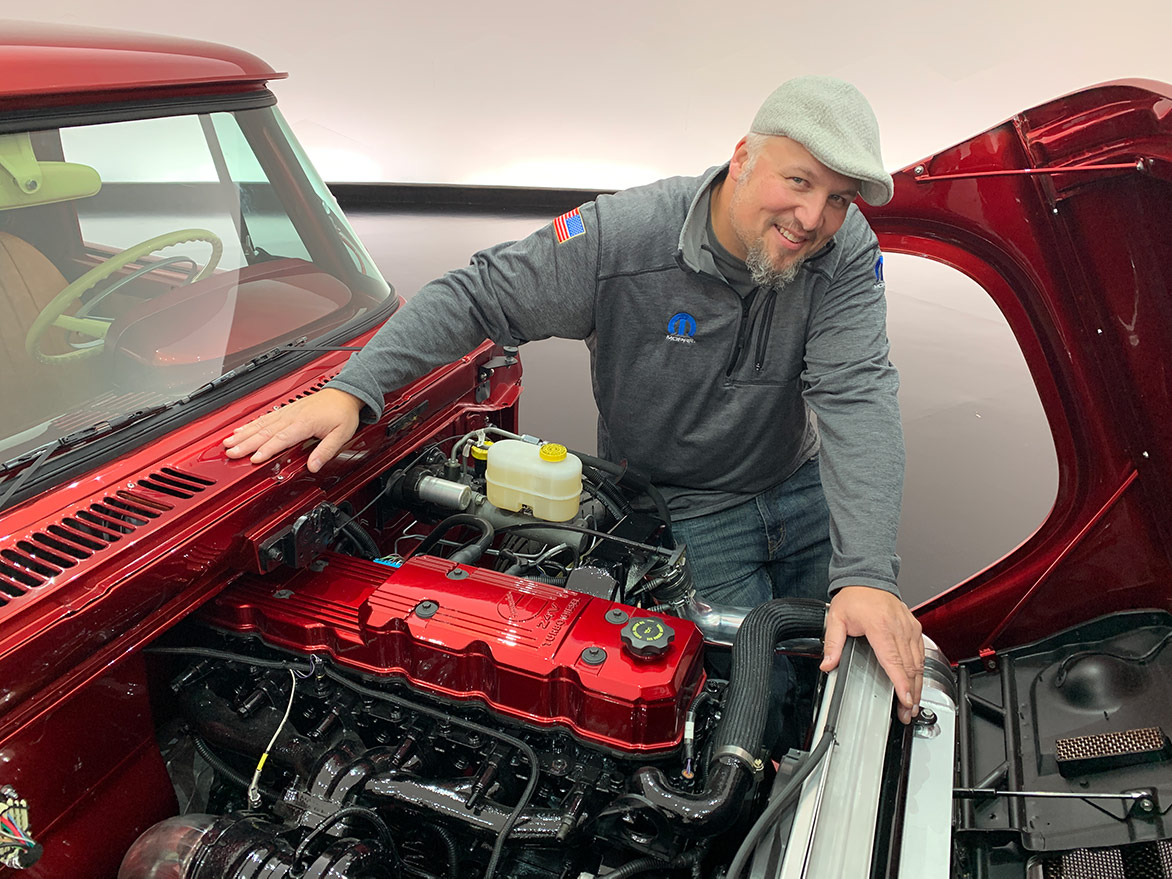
[540,442,568,462]
[471,442,492,461]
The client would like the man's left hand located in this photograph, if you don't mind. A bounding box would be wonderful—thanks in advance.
[820,586,924,724]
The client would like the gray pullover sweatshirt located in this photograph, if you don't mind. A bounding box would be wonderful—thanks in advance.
[330,165,904,596]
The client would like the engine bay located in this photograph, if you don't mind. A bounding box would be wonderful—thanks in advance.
[117,425,838,879]
[106,420,1172,879]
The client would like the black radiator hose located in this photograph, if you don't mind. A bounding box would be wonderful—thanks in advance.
[628,598,826,835]
[711,598,827,757]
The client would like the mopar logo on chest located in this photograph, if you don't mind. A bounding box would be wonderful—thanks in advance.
[666,311,697,345]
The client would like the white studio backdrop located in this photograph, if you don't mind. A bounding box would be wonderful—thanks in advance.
[7,3,1161,602]
[10,0,1172,187]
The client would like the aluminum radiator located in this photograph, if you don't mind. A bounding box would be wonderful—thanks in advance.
[748,637,957,878]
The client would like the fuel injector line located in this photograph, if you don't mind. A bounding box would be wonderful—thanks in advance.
[627,598,826,835]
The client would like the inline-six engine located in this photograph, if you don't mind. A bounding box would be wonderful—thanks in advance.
[121,429,827,879]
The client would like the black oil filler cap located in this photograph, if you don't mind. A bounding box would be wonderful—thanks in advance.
[620,617,675,658]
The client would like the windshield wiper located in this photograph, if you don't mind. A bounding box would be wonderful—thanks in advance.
[0,403,173,509]
[0,340,363,509]
[179,337,361,403]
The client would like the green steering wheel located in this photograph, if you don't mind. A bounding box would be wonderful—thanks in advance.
[25,228,223,365]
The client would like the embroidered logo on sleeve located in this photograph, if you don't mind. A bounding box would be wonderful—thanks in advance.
[874,253,885,283]
[553,208,586,244]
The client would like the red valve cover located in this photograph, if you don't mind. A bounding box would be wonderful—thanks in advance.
[201,553,706,754]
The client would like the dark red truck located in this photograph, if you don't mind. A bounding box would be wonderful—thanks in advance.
[2,21,1172,879]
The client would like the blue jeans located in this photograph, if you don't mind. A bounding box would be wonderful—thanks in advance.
[671,457,832,607]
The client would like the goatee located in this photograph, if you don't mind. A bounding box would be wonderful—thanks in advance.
[746,243,803,289]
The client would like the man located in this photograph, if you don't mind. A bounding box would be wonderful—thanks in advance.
[225,76,924,722]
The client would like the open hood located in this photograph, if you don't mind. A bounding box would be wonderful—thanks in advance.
[863,79,1172,663]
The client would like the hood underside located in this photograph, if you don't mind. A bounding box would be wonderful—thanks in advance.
[863,79,1172,662]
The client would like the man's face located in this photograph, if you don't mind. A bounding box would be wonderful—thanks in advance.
[725,136,859,287]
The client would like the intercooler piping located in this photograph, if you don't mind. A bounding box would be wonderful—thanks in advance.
[655,557,819,651]
[677,594,750,647]
[628,598,827,835]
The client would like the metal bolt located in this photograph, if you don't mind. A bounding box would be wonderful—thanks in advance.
[913,164,926,176]
[273,589,294,599]
[916,707,937,726]
[1142,451,1150,459]
[23,179,38,192]
[1052,207,1059,214]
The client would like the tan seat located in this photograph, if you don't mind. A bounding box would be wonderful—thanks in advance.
[0,230,104,426]
[0,230,70,371]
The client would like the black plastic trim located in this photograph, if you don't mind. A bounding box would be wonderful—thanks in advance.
[329,182,614,216]
[0,90,278,134]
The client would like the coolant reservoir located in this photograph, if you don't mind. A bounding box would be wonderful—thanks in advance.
[485,440,583,522]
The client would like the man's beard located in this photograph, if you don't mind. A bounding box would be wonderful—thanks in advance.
[745,240,803,289]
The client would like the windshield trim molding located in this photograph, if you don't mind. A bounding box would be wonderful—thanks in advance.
[0,90,277,135]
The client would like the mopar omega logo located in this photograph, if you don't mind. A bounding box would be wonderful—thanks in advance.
[666,312,697,345]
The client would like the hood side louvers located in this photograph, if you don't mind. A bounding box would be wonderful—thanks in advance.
[0,467,216,603]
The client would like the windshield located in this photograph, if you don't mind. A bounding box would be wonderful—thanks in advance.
[0,106,390,464]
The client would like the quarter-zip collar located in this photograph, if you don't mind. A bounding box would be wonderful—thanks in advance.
[676,165,730,278]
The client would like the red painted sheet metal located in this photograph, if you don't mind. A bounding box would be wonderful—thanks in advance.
[0,334,519,732]
[0,21,283,103]
[0,653,177,876]
[862,79,1172,661]
[200,553,707,754]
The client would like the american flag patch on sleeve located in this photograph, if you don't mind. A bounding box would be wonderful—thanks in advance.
[553,208,586,244]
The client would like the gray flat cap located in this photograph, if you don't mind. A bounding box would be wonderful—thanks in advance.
[750,75,893,206]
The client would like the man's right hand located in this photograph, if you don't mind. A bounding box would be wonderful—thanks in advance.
[223,388,364,472]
